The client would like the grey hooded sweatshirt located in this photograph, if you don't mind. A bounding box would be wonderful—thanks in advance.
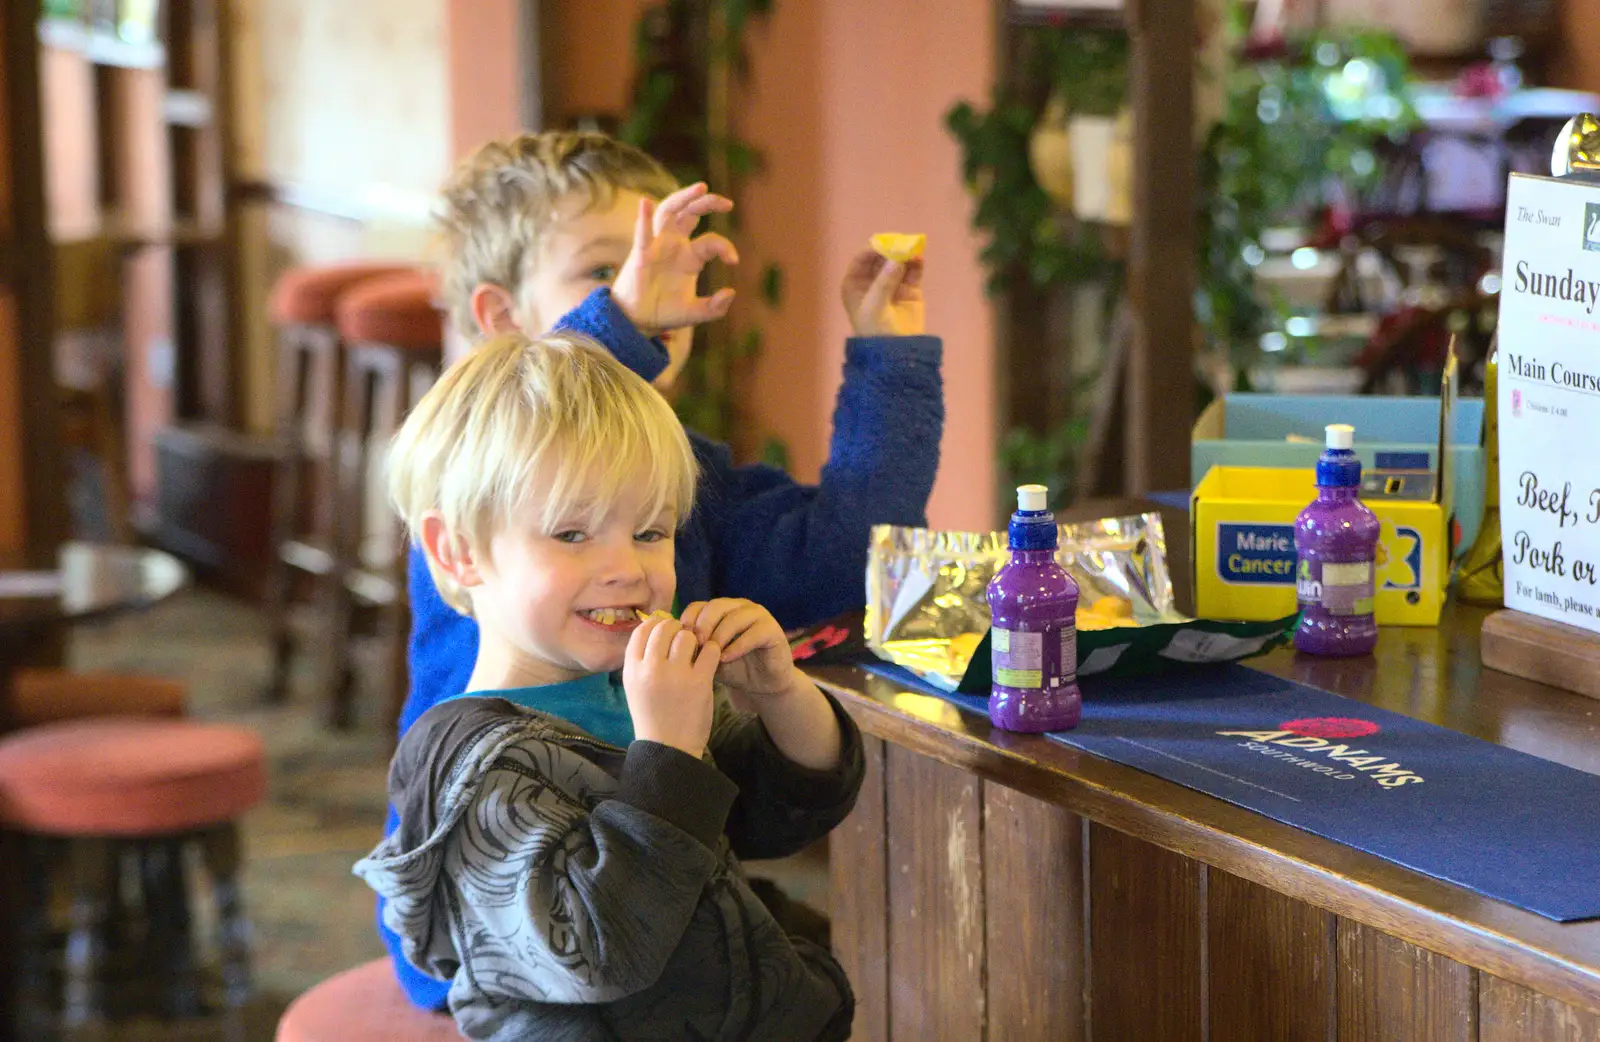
[353,689,863,1041]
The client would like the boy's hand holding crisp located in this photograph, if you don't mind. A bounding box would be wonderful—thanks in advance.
[841,247,925,337]
[623,614,721,759]
[680,599,844,771]
[612,182,739,337]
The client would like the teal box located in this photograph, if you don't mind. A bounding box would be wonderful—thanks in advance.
[1190,394,1486,556]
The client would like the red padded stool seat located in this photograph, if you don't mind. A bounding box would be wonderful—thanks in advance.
[1,717,267,1033]
[334,270,444,353]
[269,262,416,326]
[0,717,265,835]
[277,959,465,1042]
[9,668,186,728]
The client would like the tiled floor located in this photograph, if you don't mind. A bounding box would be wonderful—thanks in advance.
[58,587,829,1041]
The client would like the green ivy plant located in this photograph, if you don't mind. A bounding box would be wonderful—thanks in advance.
[945,26,1129,506]
[621,0,789,467]
[945,27,1127,294]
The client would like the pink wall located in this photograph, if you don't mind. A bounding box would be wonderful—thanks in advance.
[447,0,523,158]
[467,0,999,530]
[738,0,996,530]
[549,1,655,123]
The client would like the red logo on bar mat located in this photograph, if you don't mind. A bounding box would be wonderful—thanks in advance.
[1279,717,1381,739]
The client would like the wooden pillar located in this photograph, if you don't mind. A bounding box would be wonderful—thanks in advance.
[1124,0,1196,494]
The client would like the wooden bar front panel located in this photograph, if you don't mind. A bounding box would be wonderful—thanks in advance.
[884,745,986,1041]
[1088,822,1204,1042]
[1479,975,1600,1042]
[828,734,888,1042]
[1208,869,1335,1041]
[983,783,1085,1042]
[1336,919,1477,1042]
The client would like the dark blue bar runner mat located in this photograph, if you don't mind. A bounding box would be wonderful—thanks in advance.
[856,660,1600,921]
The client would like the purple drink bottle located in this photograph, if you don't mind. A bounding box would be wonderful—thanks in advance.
[1293,424,1380,656]
[988,484,1082,732]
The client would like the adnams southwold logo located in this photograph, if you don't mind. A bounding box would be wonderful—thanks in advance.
[1217,716,1424,788]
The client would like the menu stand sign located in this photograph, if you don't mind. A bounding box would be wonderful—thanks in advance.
[1481,115,1600,699]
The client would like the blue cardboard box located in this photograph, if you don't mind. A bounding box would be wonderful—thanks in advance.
[1190,394,1486,556]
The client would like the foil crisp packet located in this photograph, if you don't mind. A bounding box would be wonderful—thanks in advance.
[866,514,1183,687]
[866,514,1293,690]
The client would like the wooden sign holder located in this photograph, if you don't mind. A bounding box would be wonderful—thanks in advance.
[1481,610,1600,701]
[1478,117,1600,702]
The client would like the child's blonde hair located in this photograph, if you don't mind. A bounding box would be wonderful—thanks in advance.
[437,131,679,337]
[388,331,697,614]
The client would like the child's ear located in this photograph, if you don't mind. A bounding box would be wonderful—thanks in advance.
[420,512,485,589]
[470,283,523,336]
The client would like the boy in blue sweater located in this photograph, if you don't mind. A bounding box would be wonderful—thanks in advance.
[386,131,944,1009]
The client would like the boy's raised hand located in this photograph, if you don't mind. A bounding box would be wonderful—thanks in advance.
[612,183,739,338]
[679,599,798,709]
[841,249,925,337]
[623,615,721,758]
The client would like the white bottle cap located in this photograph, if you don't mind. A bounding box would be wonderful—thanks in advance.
[1325,424,1355,450]
[1017,484,1049,512]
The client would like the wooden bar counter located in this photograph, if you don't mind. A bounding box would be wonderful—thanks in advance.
[812,602,1600,1041]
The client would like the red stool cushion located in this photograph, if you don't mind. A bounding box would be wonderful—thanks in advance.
[269,263,416,326]
[276,959,465,1042]
[0,718,266,836]
[335,271,444,354]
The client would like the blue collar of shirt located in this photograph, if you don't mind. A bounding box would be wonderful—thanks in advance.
[448,672,635,749]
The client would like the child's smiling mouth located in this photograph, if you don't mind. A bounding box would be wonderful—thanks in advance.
[578,607,645,630]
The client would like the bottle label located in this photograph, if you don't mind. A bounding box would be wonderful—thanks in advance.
[1296,559,1375,616]
[992,625,1077,689]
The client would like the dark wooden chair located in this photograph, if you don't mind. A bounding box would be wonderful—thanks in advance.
[327,271,444,734]
[262,263,415,704]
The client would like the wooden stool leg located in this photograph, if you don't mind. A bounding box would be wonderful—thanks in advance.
[15,835,58,1037]
[139,838,200,1018]
[326,351,376,729]
[264,330,312,704]
[201,825,252,1009]
[62,838,112,1035]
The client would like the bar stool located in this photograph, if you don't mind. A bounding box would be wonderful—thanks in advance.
[0,717,267,1035]
[276,959,465,1041]
[263,262,415,704]
[328,271,443,732]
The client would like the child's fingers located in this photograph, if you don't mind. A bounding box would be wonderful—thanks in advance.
[654,183,710,231]
[632,197,656,254]
[673,192,734,231]
[679,288,736,324]
[693,640,723,681]
[668,628,700,665]
[842,250,883,288]
[678,601,707,631]
[644,617,684,661]
[859,259,905,319]
[685,598,737,642]
[720,624,785,664]
[708,605,767,654]
[898,257,924,288]
[689,233,740,268]
[626,616,659,663]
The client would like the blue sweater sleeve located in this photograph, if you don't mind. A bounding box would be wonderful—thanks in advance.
[554,287,670,382]
[704,335,943,628]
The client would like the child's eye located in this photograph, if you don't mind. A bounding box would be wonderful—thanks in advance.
[553,530,587,544]
[635,529,669,544]
[588,265,618,283]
